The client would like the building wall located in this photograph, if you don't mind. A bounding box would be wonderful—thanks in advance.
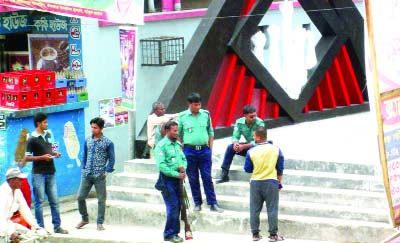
[80,19,132,172]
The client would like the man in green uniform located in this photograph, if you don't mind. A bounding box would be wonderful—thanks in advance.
[155,121,187,243]
[178,92,223,212]
[216,105,265,184]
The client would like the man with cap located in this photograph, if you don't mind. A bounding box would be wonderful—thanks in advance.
[0,168,47,243]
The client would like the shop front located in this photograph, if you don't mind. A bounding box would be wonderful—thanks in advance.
[0,1,143,197]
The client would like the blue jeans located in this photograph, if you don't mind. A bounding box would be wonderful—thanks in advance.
[183,147,217,206]
[221,144,249,171]
[77,174,107,224]
[159,174,181,240]
[32,173,61,229]
[250,180,279,236]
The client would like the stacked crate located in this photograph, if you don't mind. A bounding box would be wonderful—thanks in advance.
[55,71,88,103]
[0,70,66,109]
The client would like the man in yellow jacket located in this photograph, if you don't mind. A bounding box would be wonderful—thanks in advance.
[244,127,285,242]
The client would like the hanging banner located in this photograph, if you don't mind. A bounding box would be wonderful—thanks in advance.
[0,0,144,25]
[119,26,137,110]
[365,0,400,227]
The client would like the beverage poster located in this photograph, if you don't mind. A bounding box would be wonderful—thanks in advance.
[28,34,69,72]
[119,26,137,110]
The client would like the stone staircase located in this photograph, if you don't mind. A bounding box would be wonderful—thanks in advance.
[87,158,396,242]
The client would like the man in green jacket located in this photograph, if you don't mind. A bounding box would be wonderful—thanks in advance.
[155,121,187,243]
[216,105,265,184]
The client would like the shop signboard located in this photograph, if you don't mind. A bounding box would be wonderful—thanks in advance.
[365,0,400,227]
[119,26,137,110]
[28,16,83,72]
[0,10,30,34]
[0,0,144,25]
[31,15,69,34]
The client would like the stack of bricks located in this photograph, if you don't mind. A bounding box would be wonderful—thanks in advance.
[0,70,67,110]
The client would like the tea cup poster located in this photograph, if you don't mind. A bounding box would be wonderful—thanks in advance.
[28,34,69,72]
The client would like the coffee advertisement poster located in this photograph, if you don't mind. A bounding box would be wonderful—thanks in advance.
[28,34,69,72]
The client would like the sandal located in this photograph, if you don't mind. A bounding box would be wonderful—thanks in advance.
[75,221,89,229]
[185,231,193,240]
[269,235,285,242]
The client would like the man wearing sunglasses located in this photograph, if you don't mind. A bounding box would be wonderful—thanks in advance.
[216,105,265,184]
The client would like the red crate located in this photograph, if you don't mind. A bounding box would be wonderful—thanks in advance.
[2,91,30,109]
[30,90,42,108]
[54,88,66,104]
[33,70,55,89]
[0,92,6,107]
[42,89,55,106]
[23,71,42,91]
[1,72,32,92]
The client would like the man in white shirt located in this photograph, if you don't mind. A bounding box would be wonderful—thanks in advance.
[147,102,178,156]
[0,168,46,243]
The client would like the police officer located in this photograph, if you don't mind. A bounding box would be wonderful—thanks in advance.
[178,92,223,212]
[155,121,187,243]
[216,105,265,184]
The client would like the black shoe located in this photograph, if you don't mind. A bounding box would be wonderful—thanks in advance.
[252,233,262,241]
[216,175,229,184]
[165,235,183,243]
[193,205,201,211]
[210,204,224,213]
[54,227,69,234]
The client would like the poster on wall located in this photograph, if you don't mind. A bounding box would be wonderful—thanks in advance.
[119,26,137,110]
[381,91,400,226]
[1,0,144,25]
[368,1,400,94]
[28,34,69,72]
[5,52,30,71]
[365,0,400,227]
[99,97,129,128]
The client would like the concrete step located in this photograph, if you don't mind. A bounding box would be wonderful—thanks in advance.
[111,172,386,208]
[87,200,396,243]
[107,186,388,223]
[215,182,386,209]
[123,160,383,191]
[127,158,379,175]
[44,210,333,243]
[109,178,386,208]
[115,162,385,192]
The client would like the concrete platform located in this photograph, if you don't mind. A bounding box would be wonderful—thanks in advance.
[213,111,381,165]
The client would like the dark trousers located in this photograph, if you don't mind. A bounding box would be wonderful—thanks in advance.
[160,174,181,240]
[250,180,279,236]
[221,144,249,171]
[77,174,107,224]
[183,147,217,206]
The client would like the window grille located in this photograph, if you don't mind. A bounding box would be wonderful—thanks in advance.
[140,36,184,66]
